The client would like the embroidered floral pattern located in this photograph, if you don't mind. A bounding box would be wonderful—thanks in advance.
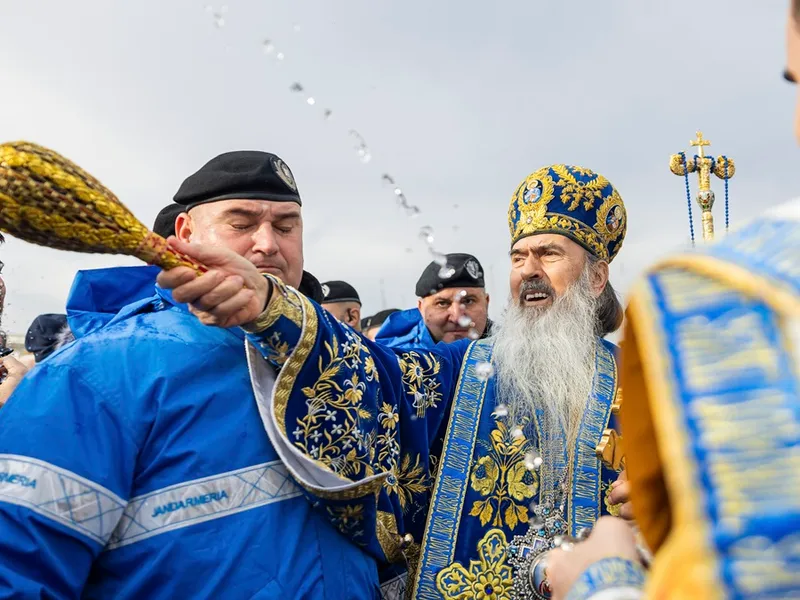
[384,453,429,513]
[259,331,291,366]
[295,332,378,478]
[398,351,443,418]
[327,504,365,541]
[469,421,538,530]
[436,529,513,600]
[293,328,429,511]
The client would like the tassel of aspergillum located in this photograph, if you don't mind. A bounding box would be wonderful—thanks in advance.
[0,141,206,274]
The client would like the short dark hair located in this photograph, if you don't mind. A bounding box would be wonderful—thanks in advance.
[587,254,624,337]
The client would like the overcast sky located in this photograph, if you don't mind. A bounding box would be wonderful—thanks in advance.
[0,0,796,335]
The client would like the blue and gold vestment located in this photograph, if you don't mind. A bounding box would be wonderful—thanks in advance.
[617,202,800,599]
[244,282,622,599]
[243,163,631,599]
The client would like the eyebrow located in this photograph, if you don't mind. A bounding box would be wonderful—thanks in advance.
[509,243,565,257]
[273,210,302,221]
[220,207,263,219]
[785,69,797,84]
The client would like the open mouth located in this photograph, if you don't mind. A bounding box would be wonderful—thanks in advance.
[519,284,554,306]
[523,291,551,303]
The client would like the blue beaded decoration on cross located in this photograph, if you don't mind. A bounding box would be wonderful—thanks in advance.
[720,154,730,232]
[679,152,695,245]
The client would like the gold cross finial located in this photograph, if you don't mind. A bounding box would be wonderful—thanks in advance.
[690,131,711,158]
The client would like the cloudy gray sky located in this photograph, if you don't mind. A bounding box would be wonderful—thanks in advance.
[0,0,796,335]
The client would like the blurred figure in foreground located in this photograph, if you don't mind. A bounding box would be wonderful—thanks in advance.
[547,6,800,593]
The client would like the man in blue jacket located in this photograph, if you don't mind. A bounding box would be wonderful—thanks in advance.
[376,253,492,348]
[0,151,376,599]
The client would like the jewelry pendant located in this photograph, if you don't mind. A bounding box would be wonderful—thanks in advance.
[507,502,567,600]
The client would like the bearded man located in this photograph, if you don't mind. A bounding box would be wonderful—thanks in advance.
[160,164,630,599]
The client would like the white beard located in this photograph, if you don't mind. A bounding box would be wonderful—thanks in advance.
[490,266,598,446]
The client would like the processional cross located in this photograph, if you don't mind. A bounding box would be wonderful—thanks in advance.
[669,131,736,242]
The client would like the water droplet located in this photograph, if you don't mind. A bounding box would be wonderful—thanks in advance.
[349,130,372,163]
[493,403,508,418]
[405,205,421,217]
[475,361,495,381]
[262,40,274,54]
[533,456,543,470]
[290,82,304,93]
[323,109,333,119]
[276,52,285,61]
[453,203,460,209]
[394,187,403,196]
[419,226,435,245]
[430,251,447,266]
[381,174,396,185]
[457,315,472,327]
[438,265,456,279]
[468,328,480,340]
[511,426,524,439]
[528,514,543,527]
[306,97,316,105]
[524,452,538,471]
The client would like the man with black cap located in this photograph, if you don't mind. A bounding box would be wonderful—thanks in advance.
[0,151,360,599]
[320,280,362,330]
[362,308,401,341]
[152,203,184,239]
[24,313,74,363]
[376,253,491,348]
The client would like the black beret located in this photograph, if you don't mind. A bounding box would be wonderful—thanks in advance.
[362,308,400,330]
[300,271,324,304]
[152,203,184,238]
[25,313,69,362]
[174,151,301,209]
[415,253,485,298]
[321,280,361,305]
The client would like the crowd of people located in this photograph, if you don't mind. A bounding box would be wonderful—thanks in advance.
[0,3,798,600]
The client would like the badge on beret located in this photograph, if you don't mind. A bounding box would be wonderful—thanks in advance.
[271,157,297,192]
[321,284,331,298]
[466,259,482,280]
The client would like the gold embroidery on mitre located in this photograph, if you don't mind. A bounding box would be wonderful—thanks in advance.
[508,168,556,242]
[550,164,610,212]
[595,189,627,245]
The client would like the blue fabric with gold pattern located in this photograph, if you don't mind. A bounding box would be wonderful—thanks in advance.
[241,278,623,600]
[620,204,800,599]
[240,165,628,600]
[508,164,626,261]
[415,339,621,600]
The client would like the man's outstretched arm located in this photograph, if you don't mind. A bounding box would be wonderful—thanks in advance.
[158,240,468,564]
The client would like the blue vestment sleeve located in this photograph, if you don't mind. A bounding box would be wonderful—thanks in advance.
[0,360,138,598]
[244,276,467,564]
